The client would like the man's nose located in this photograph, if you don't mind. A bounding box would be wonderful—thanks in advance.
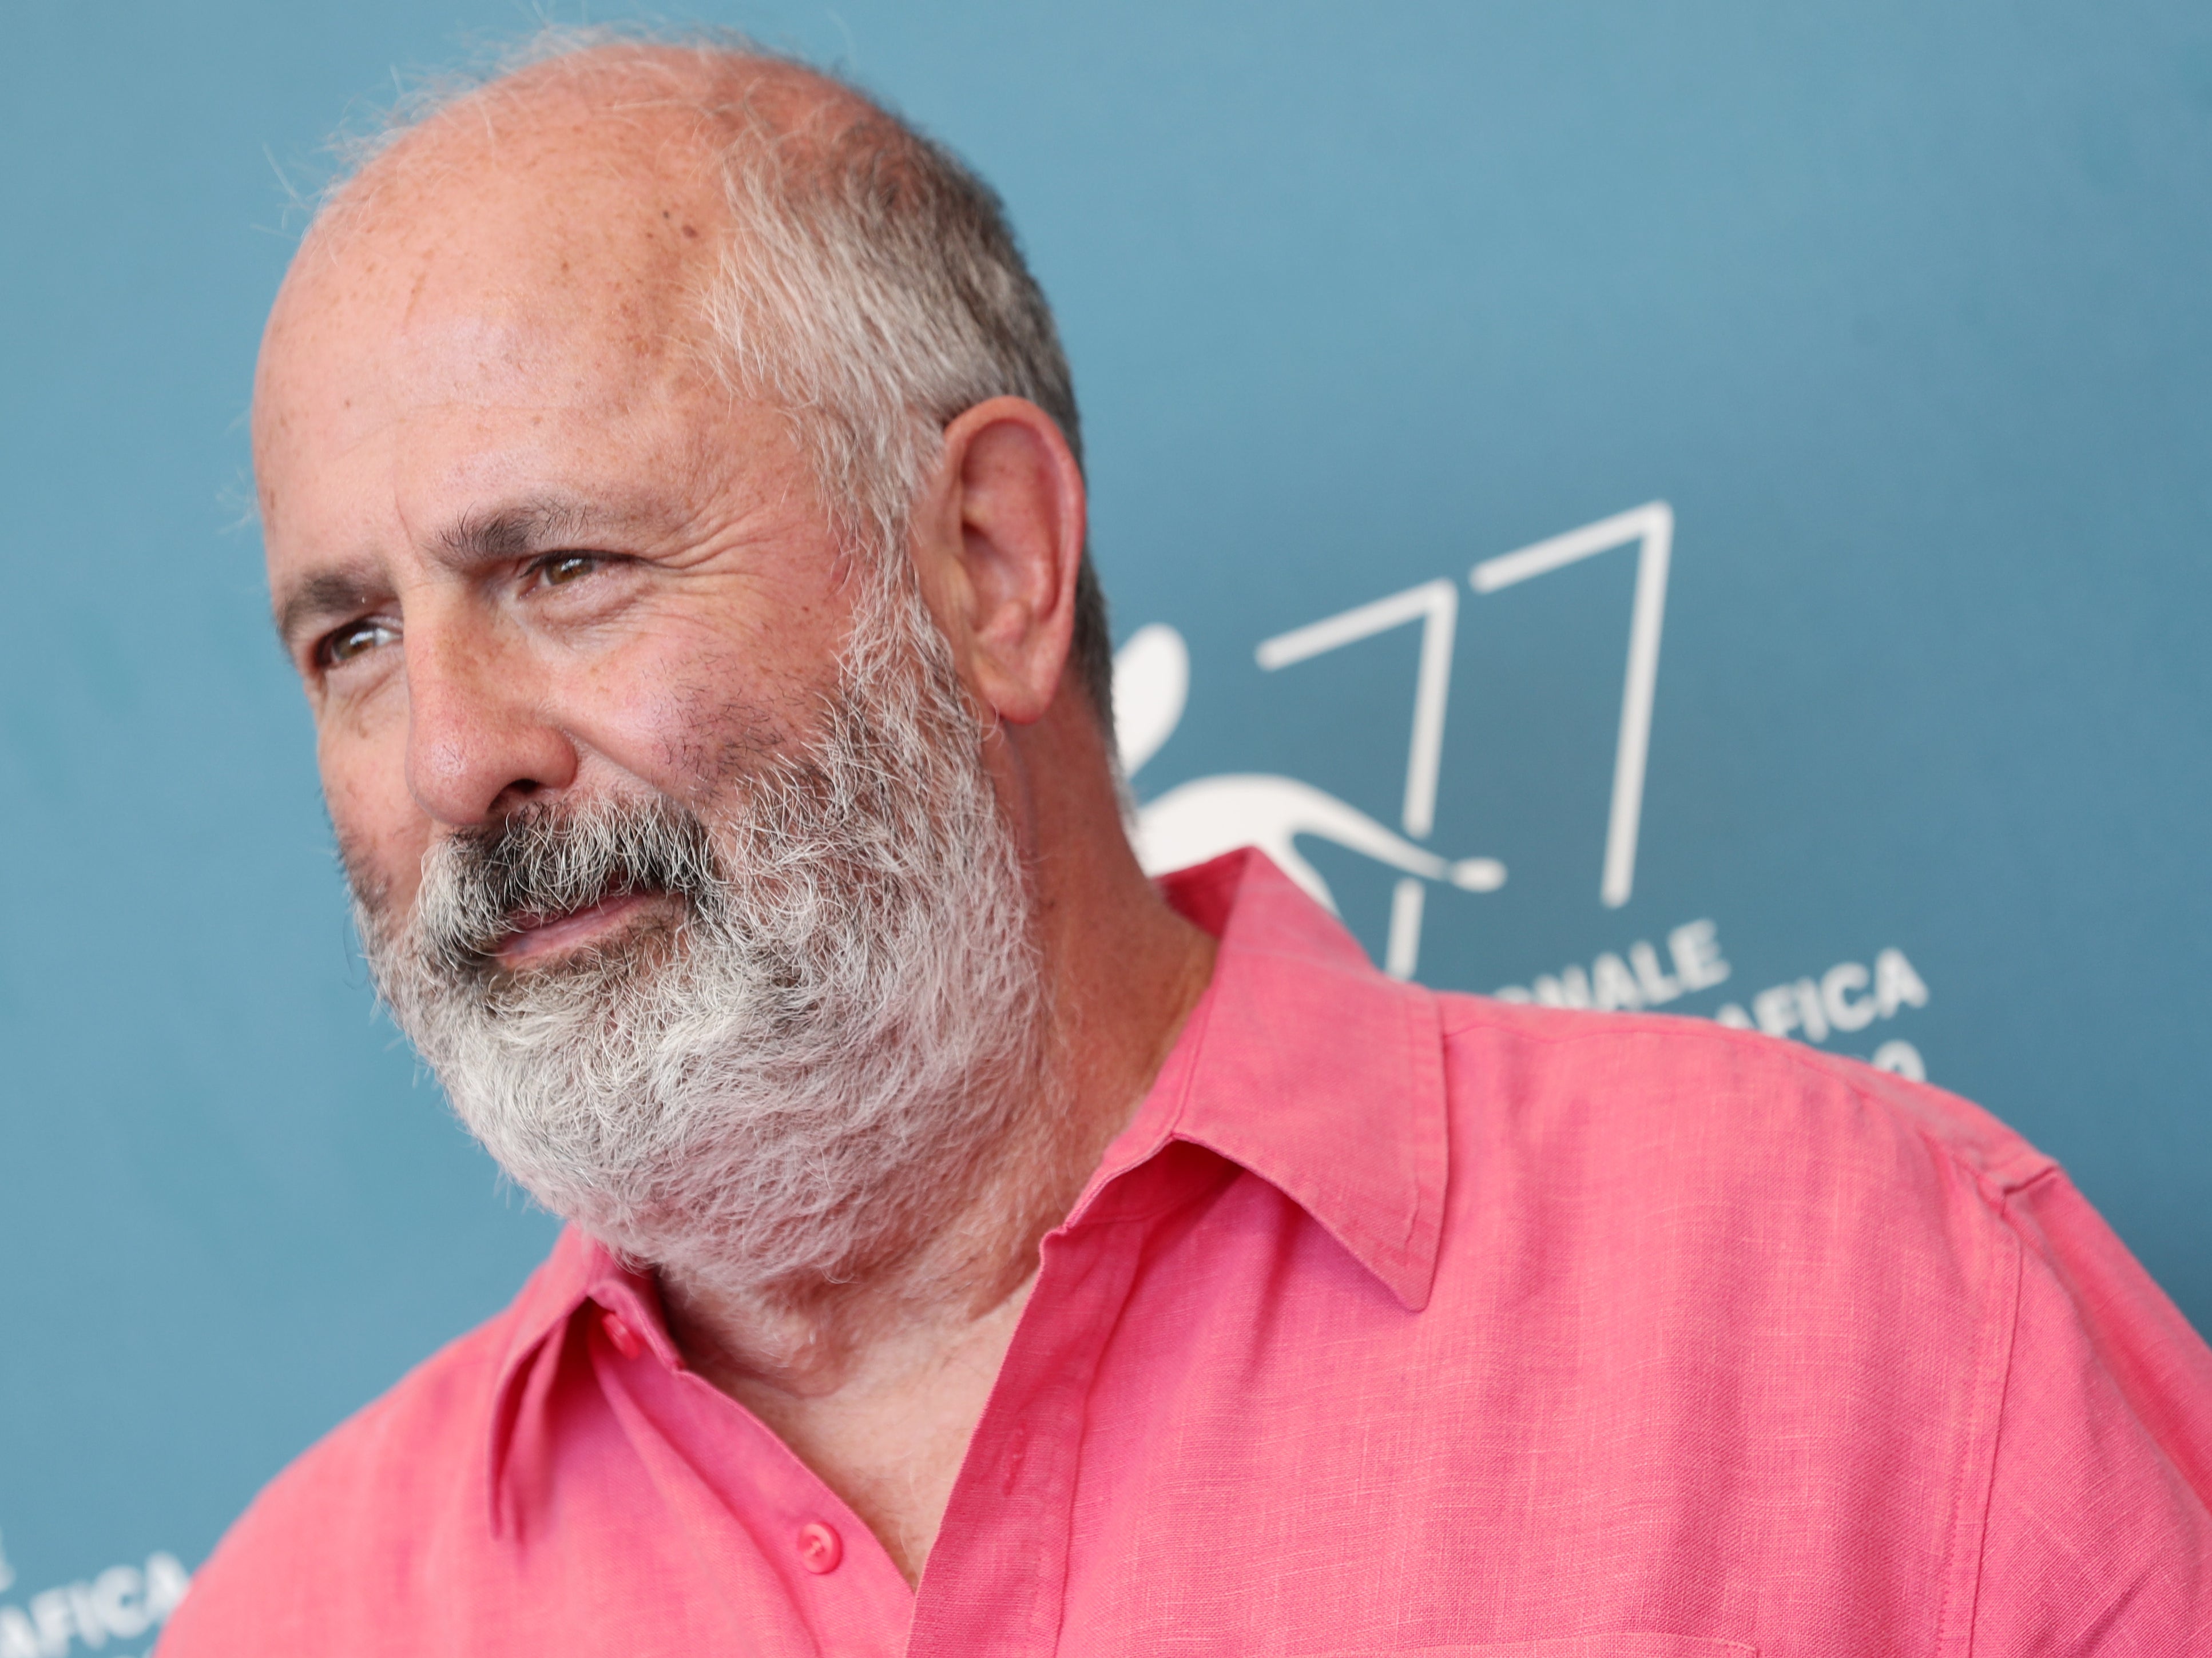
[402,619,579,826]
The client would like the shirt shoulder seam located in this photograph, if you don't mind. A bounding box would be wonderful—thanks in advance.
[1944,1176,2030,1655]
[1434,1005,2055,1195]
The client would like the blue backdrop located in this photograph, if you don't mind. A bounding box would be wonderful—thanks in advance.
[6,2,2209,1641]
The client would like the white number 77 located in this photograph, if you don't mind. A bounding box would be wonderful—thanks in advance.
[1473,501,1673,910]
[1258,500,1672,922]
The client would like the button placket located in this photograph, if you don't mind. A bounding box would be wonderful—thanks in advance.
[907,1218,1150,1658]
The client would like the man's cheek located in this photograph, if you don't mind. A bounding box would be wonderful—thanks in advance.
[593,653,801,806]
[321,745,431,917]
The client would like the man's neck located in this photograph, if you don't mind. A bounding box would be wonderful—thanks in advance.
[658,824,1218,1582]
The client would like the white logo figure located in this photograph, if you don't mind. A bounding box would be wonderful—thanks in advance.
[1115,614,1504,980]
[1115,503,1673,980]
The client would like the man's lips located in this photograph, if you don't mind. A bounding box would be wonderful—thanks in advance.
[494,890,660,964]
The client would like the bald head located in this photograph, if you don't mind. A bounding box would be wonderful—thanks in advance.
[259,35,1107,709]
[269,44,869,358]
[258,48,848,550]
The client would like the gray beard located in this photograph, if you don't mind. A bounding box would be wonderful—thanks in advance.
[351,578,1045,1300]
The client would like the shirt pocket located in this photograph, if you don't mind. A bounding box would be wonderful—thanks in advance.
[1300,1639,1755,1657]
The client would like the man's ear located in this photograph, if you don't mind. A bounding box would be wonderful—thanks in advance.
[911,396,1086,726]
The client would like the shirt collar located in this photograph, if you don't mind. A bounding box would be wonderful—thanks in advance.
[480,1226,666,1537]
[1078,848,1448,1313]
[480,848,1449,1532]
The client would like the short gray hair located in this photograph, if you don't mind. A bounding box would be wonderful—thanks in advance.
[326,25,1114,720]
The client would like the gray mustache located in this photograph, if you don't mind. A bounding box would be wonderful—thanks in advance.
[416,799,720,977]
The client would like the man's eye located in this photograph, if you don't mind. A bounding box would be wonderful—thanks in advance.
[538,554,599,587]
[318,619,397,668]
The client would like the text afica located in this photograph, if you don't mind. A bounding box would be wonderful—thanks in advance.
[0,1554,189,1658]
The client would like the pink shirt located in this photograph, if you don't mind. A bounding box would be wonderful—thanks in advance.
[162,850,2212,1655]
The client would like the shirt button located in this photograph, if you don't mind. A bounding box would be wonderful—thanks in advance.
[599,1309,642,1359]
[796,1521,843,1574]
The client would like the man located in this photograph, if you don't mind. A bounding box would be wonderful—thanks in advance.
[165,29,2211,1656]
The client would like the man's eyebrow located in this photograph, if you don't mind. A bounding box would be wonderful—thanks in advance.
[273,568,386,650]
[432,498,632,565]
[272,498,665,650]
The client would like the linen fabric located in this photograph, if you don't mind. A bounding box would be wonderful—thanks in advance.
[160,850,2212,1656]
